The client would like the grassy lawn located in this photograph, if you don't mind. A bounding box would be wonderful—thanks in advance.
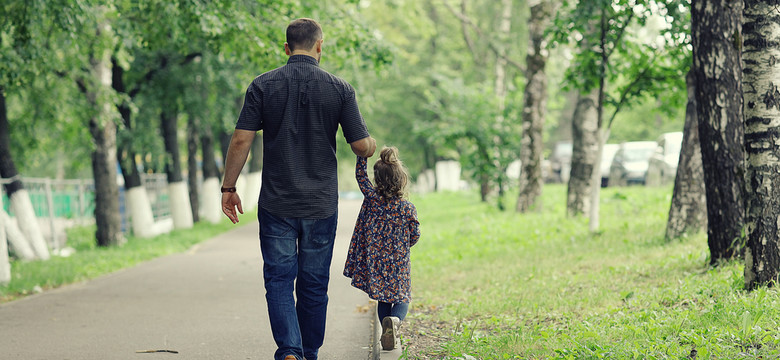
[406,185,780,359]
[0,212,252,303]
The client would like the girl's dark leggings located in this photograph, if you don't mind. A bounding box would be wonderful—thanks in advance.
[377,301,409,321]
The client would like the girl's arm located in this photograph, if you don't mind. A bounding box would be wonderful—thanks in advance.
[356,156,376,198]
[408,205,420,247]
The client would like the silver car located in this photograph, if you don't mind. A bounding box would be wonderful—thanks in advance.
[646,132,684,186]
[608,141,658,186]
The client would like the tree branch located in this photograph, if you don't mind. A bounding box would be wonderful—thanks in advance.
[442,1,525,72]
[459,0,479,63]
[606,53,658,130]
[605,11,635,59]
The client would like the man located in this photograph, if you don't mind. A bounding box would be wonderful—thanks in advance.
[221,18,377,360]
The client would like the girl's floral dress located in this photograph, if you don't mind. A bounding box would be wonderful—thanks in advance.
[343,156,420,303]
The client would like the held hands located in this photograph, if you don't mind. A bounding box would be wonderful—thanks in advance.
[222,192,244,224]
[363,137,377,158]
[350,136,377,158]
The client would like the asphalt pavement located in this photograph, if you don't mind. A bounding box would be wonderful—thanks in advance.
[0,199,374,360]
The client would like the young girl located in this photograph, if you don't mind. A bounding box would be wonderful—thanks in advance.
[344,146,420,351]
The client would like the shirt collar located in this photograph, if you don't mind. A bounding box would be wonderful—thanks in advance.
[287,54,320,66]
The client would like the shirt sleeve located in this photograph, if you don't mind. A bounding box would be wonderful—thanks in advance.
[408,204,420,247]
[340,87,370,143]
[235,81,263,131]
[356,156,376,198]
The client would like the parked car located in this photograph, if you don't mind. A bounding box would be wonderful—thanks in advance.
[548,141,572,183]
[608,141,658,186]
[600,144,620,187]
[646,132,684,186]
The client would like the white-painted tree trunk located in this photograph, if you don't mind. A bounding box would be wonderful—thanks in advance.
[435,161,462,191]
[168,181,193,229]
[1,210,35,260]
[423,169,436,193]
[126,186,157,238]
[243,171,262,212]
[0,194,10,284]
[10,190,49,260]
[200,177,222,224]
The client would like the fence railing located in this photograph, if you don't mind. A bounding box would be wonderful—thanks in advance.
[1,174,171,251]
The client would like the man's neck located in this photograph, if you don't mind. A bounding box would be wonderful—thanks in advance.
[290,51,318,60]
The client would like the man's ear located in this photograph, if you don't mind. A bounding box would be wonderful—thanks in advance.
[284,43,292,55]
[315,39,323,54]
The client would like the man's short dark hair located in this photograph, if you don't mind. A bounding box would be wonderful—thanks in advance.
[286,18,323,52]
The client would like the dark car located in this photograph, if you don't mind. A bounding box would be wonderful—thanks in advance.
[608,141,657,186]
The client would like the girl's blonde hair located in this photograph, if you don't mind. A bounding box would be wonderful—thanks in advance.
[373,146,409,201]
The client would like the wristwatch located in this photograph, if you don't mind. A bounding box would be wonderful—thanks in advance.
[221,187,237,193]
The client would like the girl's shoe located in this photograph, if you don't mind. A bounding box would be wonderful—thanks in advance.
[380,316,400,350]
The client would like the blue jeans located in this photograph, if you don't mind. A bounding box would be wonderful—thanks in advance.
[258,207,338,360]
[377,301,409,321]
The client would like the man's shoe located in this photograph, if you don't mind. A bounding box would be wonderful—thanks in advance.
[284,356,297,360]
[380,316,400,350]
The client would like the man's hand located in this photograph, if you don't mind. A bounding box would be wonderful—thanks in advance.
[350,136,377,158]
[222,192,244,224]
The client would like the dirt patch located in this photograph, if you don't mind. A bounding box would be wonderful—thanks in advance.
[399,306,453,359]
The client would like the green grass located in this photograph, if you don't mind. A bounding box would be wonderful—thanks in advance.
[0,212,253,302]
[407,185,780,359]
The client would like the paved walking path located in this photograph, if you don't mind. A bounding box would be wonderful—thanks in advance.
[0,200,373,360]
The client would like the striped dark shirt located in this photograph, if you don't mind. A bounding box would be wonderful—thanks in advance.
[236,55,370,219]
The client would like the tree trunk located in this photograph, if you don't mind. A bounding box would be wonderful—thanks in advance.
[218,127,232,173]
[743,0,780,289]
[567,91,599,217]
[666,70,707,240]
[587,128,608,231]
[692,0,746,265]
[112,59,143,190]
[0,88,49,259]
[200,126,222,224]
[160,111,194,229]
[0,189,9,285]
[243,135,263,212]
[517,0,553,213]
[0,88,22,198]
[586,11,610,231]
[88,22,123,247]
[491,0,512,210]
[249,135,263,173]
[112,59,159,237]
[187,115,200,223]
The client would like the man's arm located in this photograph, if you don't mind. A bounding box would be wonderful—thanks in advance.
[221,129,256,224]
[350,136,377,158]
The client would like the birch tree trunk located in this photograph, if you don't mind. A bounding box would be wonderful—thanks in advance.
[567,91,599,217]
[88,9,123,247]
[666,70,707,240]
[517,0,552,213]
[743,0,780,289]
[691,0,746,264]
